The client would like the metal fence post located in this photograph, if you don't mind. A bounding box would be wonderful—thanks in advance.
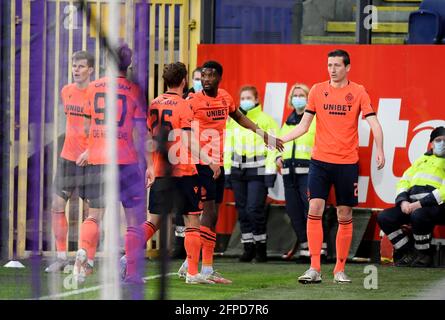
[356,0,373,44]
[201,0,215,44]
[0,0,12,262]
[292,0,304,44]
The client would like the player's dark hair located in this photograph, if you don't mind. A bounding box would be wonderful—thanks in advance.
[202,60,223,77]
[163,62,188,88]
[116,43,133,72]
[328,49,350,66]
[72,50,95,68]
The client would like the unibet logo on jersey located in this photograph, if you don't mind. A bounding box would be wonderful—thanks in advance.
[306,81,375,165]
[322,92,356,116]
[188,89,236,166]
[60,84,89,162]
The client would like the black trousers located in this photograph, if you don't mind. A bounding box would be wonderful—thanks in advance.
[283,173,308,243]
[231,177,268,243]
[377,204,445,252]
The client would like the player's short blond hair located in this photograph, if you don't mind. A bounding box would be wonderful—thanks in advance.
[287,83,310,109]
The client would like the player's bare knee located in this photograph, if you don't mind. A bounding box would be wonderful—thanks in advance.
[308,199,325,216]
[148,213,162,229]
[200,216,216,230]
[201,201,218,229]
[200,215,217,231]
[203,201,216,213]
[185,214,200,228]
[337,206,352,222]
[87,208,103,223]
[52,195,67,212]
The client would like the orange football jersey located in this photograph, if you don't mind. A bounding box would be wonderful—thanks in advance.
[188,89,236,165]
[148,92,197,177]
[305,80,375,164]
[60,84,89,161]
[84,76,147,165]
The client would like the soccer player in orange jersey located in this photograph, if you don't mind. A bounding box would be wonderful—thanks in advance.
[45,51,94,273]
[281,49,385,284]
[73,43,147,284]
[177,61,284,284]
[120,62,219,284]
[136,62,221,284]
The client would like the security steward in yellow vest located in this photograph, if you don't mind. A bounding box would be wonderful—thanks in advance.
[277,88,316,260]
[224,86,279,263]
[377,126,445,267]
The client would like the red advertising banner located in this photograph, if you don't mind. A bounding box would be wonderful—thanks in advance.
[198,44,445,210]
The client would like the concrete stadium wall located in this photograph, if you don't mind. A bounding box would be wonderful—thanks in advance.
[302,0,355,36]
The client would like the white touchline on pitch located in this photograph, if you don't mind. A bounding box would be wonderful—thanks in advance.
[35,273,177,300]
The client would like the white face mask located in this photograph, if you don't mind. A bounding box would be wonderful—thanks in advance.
[433,140,445,156]
[240,99,256,112]
[193,79,203,92]
[291,96,307,111]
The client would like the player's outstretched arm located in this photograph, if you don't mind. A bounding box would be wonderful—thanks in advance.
[280,112,314,143]
[366,115,385,170]
[229,109,284,151]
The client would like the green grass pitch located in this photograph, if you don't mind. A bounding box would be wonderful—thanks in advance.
[1,258,444,300]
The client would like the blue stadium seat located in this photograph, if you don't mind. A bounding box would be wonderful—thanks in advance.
[420,0,445,17]
[407,0,445,44]
[407,10,441,44]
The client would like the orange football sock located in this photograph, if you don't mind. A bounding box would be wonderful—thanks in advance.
[307,214,323,272]
[52,210,68,253]
[185,228,201,276]
[334,219,353,274]
[80,217,100,261]
[125,226,144,278]
[141,221,157,243]
[200,226,216,267]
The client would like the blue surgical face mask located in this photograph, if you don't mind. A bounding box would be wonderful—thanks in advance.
[240,99,256,112]
[193,79,203,92]
[433,140,445,156]
[291,96,307,111]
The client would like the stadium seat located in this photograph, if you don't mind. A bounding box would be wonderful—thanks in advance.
[407,10,441,44]
[420,0,445,19]
[407,0,445,44]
